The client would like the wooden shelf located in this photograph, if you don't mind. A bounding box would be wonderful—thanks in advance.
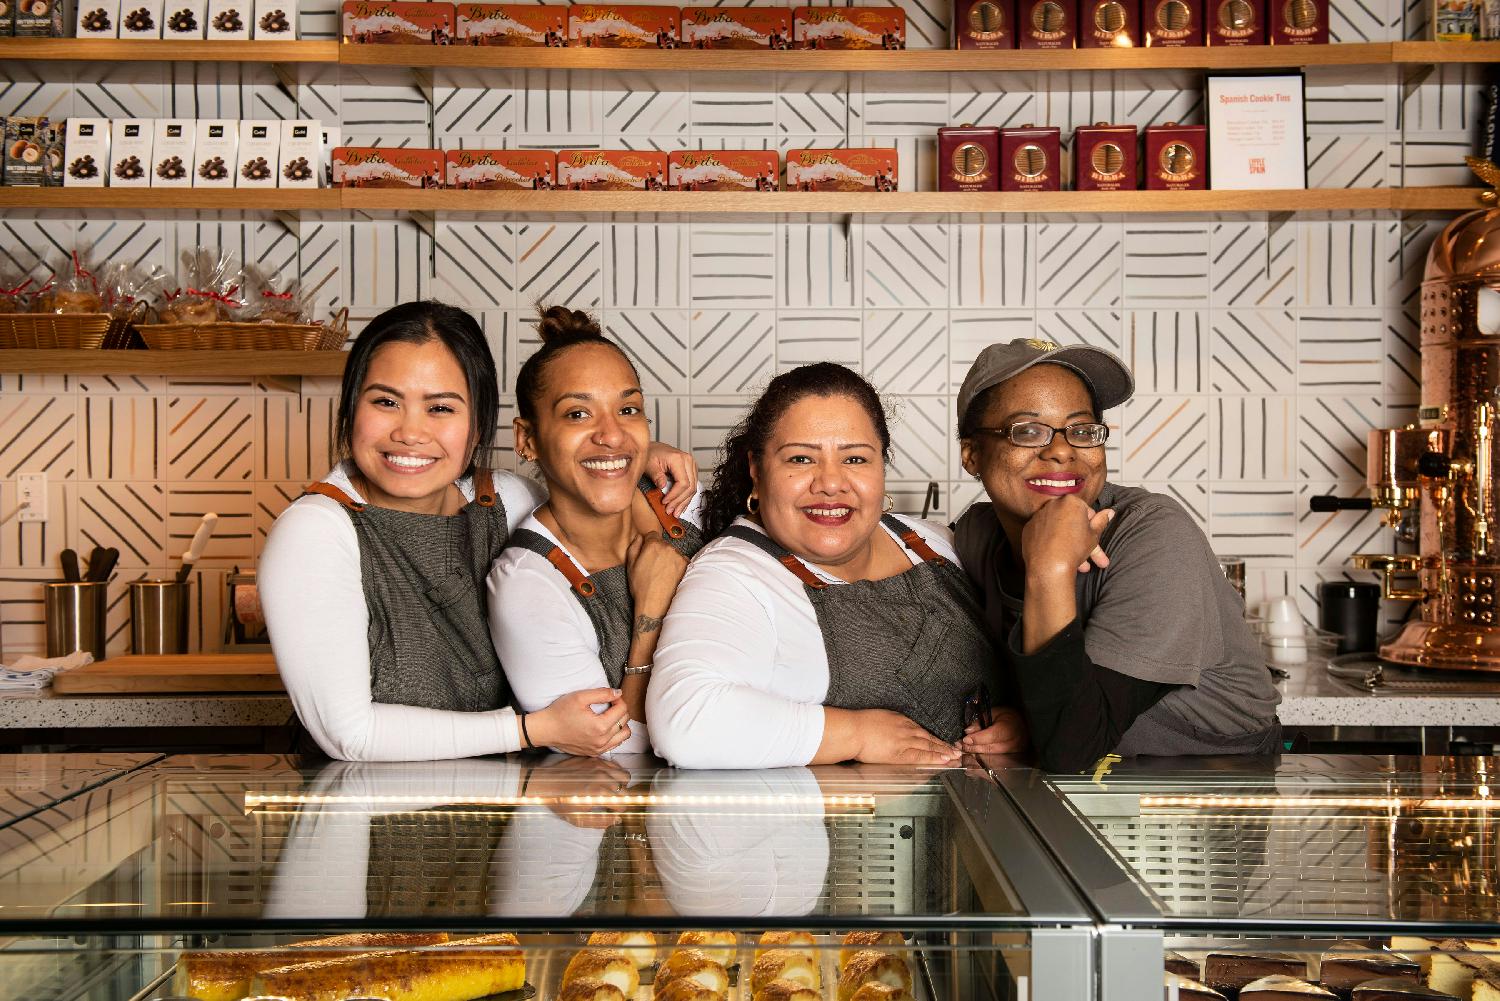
[0,37,338,62]
[4,37,1498,70]
[0,188,342,210]
[0,349,347,376]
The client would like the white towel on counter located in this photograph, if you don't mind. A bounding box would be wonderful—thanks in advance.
[0,651,93,692]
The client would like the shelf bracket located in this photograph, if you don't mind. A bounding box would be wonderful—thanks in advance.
[411,66,435,106]
[270,61,299,96]
[410,210,437,240]
[1266,210,1293,277]
[273,211,302,240]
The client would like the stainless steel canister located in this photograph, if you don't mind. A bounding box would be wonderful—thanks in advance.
[43,581,109,660]
[129,580,191,655]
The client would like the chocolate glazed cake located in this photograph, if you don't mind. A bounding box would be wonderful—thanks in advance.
[1318,951,1420,996]
[1350,979,1460,1001]
[1203,954,1309,993]
[1239,975,1335,1001]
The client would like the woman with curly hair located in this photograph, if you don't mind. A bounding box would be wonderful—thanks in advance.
[647,362,1025,769]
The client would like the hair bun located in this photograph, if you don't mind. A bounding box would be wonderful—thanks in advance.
[537,303,601,345]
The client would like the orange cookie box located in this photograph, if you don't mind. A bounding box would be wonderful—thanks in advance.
[669,150,780,191]
[342,0,455,42]
[568,3,680,46]
[793,6,905,48]
[445,149,556,189]
[680,6,793,47]
[784,147,898,191]
[333,147,446,187]
[557,149,669,190]
[455,3,567,44]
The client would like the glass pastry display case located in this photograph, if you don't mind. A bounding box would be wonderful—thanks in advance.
[0,755,1097,1001]
[993,754,1500,1001]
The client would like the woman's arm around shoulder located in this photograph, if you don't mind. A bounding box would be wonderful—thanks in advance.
[260,496,524,762]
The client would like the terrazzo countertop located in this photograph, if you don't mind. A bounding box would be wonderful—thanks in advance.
[0,691,293,729]
[1275,657,1500,727]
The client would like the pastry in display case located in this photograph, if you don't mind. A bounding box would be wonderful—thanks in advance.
[0,755,1090,1001]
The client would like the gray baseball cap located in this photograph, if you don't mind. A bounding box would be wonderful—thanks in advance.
[956,337,1135,429]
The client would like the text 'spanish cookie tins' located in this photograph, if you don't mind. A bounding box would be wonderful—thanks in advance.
[1018,0,1076,47]
[1207,0,1263,43]
[1145,0,1202,43]
[1000,124,1061,191]
[937,124,1000,192]
[1073,122,1137,191]
[1145,122,1207,189]
[568,4,680,46]
[953,0,1016,47]
[793,6,906,48]
[681,6,792,48]
[669,150,780,191]
[457,3,566,44]
[333,146,446,187]
[445,148,556,189]
[342,0,455,42]
[557,149,669,190]
[1270,0,1325,43]
[784,148,899,191]
[1080,0,1138,46]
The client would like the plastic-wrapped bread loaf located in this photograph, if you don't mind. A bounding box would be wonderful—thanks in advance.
[754,978,823,1001]
[246,933,524,1001]
[751,949,821,994]
[756,931,817,964]
[837,950,912,1001]
[676,930,738,968]
[587,931,658,970]
[562,948,640,997]
[172,932,451,1001]
[657,947,731,996]
[839,931,906,971]
[558,975,628,1001]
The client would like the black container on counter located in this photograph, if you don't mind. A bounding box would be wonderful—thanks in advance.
[1318,581,1380,654]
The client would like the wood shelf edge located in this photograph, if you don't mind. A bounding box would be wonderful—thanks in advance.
[0,37,339,61]
[0,349,348,375]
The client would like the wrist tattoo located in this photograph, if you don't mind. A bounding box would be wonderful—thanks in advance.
[634,613,663,636]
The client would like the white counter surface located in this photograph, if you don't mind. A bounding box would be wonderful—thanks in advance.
[1274,657,1500,727]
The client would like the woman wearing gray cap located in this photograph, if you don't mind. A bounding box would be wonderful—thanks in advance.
[952,338,1281,772]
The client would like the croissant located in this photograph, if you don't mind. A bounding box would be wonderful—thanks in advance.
[751,948,821,994]
[754,977,823,1001]
[838,951,912,1001]
[850,984,913,1001]
[562,948,639,997]
[587,930,658,969]
[839,931,905,971]
[755,931,818,965]
[657,947,731,996]
[558,975,627,1001]
[676,930,738,968]
[654,978,726,1001]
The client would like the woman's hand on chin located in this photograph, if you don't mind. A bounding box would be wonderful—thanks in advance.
[1021,494,1115,582]
[527,687,633,757]
[854,709,963,766]
[644,442,698,516]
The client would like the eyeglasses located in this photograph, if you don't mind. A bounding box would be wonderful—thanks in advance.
[971,422,1110,449]
[962,687,993,731]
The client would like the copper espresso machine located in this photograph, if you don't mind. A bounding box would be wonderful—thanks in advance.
[1314,190,1500,671]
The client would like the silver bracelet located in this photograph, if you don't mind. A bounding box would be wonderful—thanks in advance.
[623,664,652,676]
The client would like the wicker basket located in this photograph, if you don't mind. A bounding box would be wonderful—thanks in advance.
[0,312,112,350]
[138,313,348,352]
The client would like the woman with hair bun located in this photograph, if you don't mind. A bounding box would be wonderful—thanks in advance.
[259,300,697,762]
[647,362,1025,770]
[487,305,705,755]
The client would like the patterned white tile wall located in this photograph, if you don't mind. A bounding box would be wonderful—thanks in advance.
[0,13,1485,653]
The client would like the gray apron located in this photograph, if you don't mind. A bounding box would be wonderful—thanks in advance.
[506,478,704,688]
[303,471,511,713]
[724,515,996,744]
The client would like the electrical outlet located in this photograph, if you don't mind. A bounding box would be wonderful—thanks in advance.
[16,473,47,523]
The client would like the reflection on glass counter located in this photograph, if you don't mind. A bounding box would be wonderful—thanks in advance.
[0,755,1092,1001]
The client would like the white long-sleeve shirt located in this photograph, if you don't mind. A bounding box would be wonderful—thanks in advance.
[485,488,704,756]
[259,462,545,762]
[647,514,959,770]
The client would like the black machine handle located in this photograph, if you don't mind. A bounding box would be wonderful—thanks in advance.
[1309,495,1373,512]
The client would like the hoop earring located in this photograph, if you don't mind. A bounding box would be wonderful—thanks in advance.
[882,494,895,513]
[746,493,760,515]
